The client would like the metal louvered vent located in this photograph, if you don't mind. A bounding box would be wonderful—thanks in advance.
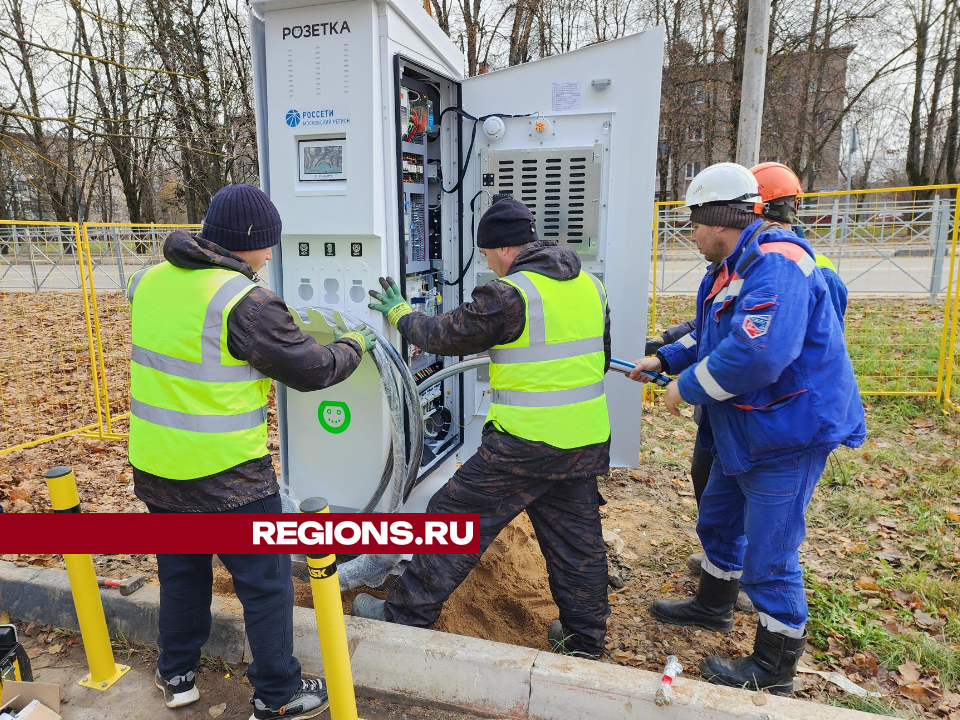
[483,146,603,255]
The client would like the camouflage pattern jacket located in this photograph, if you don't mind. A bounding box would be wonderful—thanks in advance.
[397,241,612,479]
[132,232,363,512]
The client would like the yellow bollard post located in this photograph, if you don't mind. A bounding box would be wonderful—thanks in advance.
[44,466,81,513]
[300,497,362,720]
[43,467,130,691]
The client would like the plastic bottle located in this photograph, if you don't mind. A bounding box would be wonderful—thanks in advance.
[654,655,683,707]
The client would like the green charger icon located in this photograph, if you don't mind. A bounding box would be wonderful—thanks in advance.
[317,401,351,434]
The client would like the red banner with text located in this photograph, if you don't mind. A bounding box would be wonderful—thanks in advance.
[0,514,481,554]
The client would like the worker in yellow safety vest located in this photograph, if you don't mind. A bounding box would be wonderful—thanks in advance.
[354,197,613,658]
[127,184,374,720]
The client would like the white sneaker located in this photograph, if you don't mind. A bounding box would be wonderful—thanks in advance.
[249,678,329,720]
[155,668,200,708]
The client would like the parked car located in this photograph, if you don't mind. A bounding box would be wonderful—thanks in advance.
[868,212,905,223]
[799,212,845,225]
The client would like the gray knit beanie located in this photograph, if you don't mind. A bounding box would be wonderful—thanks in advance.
[689,204,761,229]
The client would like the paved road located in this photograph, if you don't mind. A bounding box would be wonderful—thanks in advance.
[0,259,151,293]
[651,253,953,295]
[1,253,955,295]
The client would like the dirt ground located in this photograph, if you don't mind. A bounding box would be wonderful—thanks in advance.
[0,429,903,712]
[3,292,960,719]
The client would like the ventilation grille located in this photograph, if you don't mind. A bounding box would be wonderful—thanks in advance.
[484,146,602,254]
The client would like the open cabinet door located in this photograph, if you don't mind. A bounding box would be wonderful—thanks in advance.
[461,29,664,468]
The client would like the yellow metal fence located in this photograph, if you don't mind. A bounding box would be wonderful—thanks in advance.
[0,222,200,455]
[650,185,960,405]
[2,186,960,456]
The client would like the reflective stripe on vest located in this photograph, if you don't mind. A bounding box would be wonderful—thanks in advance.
[486,270,610,449]
[128,263,270,480]
[130,399,267,433]
[491,381,605,408]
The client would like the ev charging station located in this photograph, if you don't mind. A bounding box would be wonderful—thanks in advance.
[249,0,663,514]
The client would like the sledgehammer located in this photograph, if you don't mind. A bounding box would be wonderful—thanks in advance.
[96,575,145,596]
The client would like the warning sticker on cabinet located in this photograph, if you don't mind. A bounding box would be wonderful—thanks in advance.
[552,82,581,112]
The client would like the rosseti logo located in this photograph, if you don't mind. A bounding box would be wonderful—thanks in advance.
[285,109,301,127]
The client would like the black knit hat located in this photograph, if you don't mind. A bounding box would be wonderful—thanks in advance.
[689,203,761,229]
[201,184,282,252]
[477,198,539,248]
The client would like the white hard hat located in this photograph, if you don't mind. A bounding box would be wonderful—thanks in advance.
[684,162,761,208]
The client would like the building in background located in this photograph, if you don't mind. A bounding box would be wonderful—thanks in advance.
[657,43,852,200]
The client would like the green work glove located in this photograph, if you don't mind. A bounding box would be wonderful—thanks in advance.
[334,325,377,354]
[368,276,413,326]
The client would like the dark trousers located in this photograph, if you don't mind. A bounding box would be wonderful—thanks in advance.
[384,452,610,657]
[691,435,714,506]
[147,493,301,708]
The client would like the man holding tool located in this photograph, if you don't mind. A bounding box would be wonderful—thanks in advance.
[353,197,612,659]
[631,163,865,694]
[645,162,849,568]
[127,184,375,718]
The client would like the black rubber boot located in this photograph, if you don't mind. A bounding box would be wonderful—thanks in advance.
[649,570,738,633]
[546,620,600,660]
[547,620,568,652]
[699,622,805,695]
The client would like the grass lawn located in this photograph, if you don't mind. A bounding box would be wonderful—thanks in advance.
[645,295,960,717]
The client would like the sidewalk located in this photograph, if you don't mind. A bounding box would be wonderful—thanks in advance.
[23,634,496,720]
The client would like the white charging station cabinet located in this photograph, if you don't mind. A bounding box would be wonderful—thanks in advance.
[249,0,663,511]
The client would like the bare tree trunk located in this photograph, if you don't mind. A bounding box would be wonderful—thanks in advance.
[727,0,748,143]
[946,3,960,183]
[509,0,540,66]
[906,0,933,186]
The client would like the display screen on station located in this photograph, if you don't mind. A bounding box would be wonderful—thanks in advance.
[298,138,346,182]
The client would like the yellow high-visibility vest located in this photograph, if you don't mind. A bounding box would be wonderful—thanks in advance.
[127,263,271,479]
[486,270,610,449]
[814,253,837,272]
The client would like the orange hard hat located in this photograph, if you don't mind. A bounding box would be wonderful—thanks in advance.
[750,162,803,203]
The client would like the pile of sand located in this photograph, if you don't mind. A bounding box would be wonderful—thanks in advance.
[433,513,554,649]
[213,514,556,650]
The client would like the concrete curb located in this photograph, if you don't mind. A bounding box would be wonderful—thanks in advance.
[0,561,244,662]
[0,562,889,720]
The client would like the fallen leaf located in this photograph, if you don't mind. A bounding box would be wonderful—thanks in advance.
[798,665,883,698]
[208,703,226,718]
[854,576,880,592]
[0,611,9,624]
[877,549,907,565]
[26,646,43,659]
[47,643,62,654]
[915,611,945,629]
[890,589,917,607]
[900,682,942,707]
[7,487,30,503]
[898,660,921,684]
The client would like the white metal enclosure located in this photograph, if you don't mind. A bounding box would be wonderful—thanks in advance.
[249,0,662,511]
